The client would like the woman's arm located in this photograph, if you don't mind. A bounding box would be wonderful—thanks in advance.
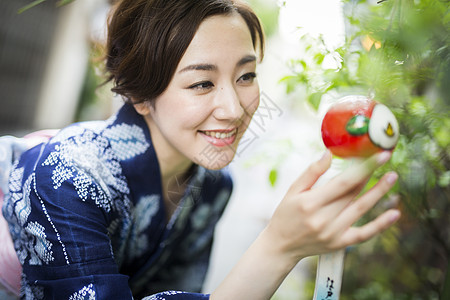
[211,150,400,300]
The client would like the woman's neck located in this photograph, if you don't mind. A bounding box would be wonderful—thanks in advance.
[160,159,194,221]
[143,114,194,219]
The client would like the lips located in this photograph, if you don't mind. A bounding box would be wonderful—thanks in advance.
[199,128,238,147]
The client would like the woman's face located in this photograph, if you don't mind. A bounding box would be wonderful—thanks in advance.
[141,13,260,170]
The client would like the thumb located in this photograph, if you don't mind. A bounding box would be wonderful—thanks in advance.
[288,150,332,194]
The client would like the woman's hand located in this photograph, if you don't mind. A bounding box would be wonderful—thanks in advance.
[263,150,400,262]
[211,150,400,300]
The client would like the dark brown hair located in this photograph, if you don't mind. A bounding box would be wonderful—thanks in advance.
[105,0,265,104]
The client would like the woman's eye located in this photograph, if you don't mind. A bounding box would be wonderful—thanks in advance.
[188,81,214,90]
[238,72,257,84]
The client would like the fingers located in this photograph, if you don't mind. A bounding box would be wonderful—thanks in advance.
[313,151,393,205]
[288,150,332,194]
[339,209,401,247]
[330,171,399,248]
[337,171,398,229]
[338,151,392,189]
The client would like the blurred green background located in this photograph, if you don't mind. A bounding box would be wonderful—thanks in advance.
[279,0,449,299]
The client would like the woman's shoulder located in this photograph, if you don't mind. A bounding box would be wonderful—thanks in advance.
[17,119,131,198]
[31,120,118,172]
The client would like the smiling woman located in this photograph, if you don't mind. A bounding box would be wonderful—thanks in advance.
[2,0,400,299]
[4,1,265,299]
[135,14,260,172]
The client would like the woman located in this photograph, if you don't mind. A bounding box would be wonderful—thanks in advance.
[2,0,400,299]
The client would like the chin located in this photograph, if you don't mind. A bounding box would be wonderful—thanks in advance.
[193,148,235,170]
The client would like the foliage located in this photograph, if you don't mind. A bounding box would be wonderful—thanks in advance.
[18,0,75,14]
[280,0,449,298]
[75,43,113,122]
[248,0,280,38]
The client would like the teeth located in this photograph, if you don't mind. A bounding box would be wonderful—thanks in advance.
[203,129,236,139]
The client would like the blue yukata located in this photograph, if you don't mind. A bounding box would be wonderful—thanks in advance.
[2,103,233,299]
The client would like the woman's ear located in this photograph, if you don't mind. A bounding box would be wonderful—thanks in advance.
[133,101,153,116]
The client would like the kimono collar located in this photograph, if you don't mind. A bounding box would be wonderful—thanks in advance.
[106,103,206,214]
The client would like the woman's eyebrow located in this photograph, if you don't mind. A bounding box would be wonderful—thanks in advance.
[178,55,257,74]
[179,63,217,73]
[237,55,256,66]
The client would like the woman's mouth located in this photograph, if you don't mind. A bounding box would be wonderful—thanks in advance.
[199,128,238,147]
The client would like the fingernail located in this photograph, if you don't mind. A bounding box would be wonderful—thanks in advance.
[389,209,401,223]
[377,151,392,164]
[386,172,398,185]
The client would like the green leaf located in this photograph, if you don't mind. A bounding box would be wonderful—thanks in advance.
[279,75,298,94]
[269,169,278,187]
[314,53,325,65]
[57,0,76,6]
[17,0,47,14]
[307,92,323,111]
[18,0,75,14]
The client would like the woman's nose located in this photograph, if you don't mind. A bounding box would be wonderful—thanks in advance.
[213,85,244,122]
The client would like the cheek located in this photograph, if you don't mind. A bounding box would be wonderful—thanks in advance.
[181,101,215,129]
[241,87,260,116]
[156,93,212,130]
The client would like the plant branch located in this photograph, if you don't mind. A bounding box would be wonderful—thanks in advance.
[17,0,47,14]
[18,0,75,14]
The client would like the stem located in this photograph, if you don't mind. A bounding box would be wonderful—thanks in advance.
[56,0,76,7]
[17,0,47,14]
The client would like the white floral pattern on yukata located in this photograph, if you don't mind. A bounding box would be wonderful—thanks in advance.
[2,104,232,300]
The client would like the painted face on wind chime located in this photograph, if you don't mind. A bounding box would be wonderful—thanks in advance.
[321,95,400,158]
